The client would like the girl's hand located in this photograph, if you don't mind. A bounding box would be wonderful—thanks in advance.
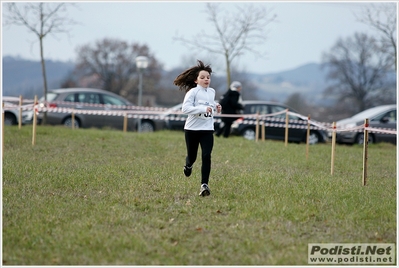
[206,106,213,114]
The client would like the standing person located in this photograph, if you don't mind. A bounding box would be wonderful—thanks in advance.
[173,60,222,197]
[215,81,244,138]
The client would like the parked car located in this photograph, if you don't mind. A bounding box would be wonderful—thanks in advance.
[332,104,396,145]
[3,96,33,126]
[230,100,328,144]
[37,88,165,132]
[162,103,187,130]
[162,103,221,131]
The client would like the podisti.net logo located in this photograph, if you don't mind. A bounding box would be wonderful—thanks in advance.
[308,243,395,265]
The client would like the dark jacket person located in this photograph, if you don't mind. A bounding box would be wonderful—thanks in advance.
[216,81,243,138]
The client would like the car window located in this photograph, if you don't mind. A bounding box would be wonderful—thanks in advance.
[64,94,75,102]
[270,105,287,119]
[247,104,268,115]
[351,106,393,120]
[387,110,397,122]
[75,93,101,104]
[371,109,396,123]
[102,94,127,105]
[40,93,58,102]
[270,105,299,120]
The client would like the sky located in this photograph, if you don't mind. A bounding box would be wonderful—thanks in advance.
[1,1,394,74]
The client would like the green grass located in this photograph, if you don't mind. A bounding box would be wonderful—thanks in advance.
[2,125,396,265]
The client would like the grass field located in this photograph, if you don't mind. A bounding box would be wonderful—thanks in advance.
[2,125,397,265]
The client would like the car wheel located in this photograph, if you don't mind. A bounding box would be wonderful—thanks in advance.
[63,117,80,128]
[4,113,17,125]
[242,128,255,140]
[140,121,155,132]
[355,133,374,145]
[308,131,320,145]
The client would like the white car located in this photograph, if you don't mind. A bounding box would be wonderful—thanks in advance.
[3,96,34,125]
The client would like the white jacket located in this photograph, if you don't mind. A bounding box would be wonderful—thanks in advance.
[182,85,217,131]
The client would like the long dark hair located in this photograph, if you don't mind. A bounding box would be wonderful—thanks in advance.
[173,60,212,92]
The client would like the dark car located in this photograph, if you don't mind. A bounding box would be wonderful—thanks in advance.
[332,104,396,145]
[37,88,165,132]
[162,103,187,130]
[230,100,328,144]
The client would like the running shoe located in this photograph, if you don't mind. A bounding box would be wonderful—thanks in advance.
[184,165,192,177]
[199,183,211,196]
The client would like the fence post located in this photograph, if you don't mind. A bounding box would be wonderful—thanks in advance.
[71,109,75,130]
[18,95,23,129]
[285,109,289,147]
[2,102,4,158]
[331,122,336,175]
[362,118,369,186]
[306,114,310,160]
[261,120,265,141]
[32,95,37,146]
[123,113,128,133]
[255,112,259,142]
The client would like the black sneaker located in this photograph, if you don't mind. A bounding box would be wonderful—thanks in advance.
[199,183,211,196]
[184,165,192,177]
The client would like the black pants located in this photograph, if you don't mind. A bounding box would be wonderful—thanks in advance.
[184,130,214,185]
[216,118,235,138]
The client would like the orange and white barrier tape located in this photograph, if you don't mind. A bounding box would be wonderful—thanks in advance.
[2,103,397,136]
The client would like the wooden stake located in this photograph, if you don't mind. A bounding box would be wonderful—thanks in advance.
[18,95,23,129]
[331,122,336,175]
[285,109,289,147]
[71,109,75,130]
[362,118,369,186]
[2,102,4,158]
[261,120,265,141]
[306,114,310,160]
[32,95,37,146]
[123,113,128,132]
[255,112,259,142]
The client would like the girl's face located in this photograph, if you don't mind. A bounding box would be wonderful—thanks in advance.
[195,70,211,88]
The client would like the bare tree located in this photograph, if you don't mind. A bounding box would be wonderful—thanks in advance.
[3,2,78,124]
[322,32,396,114]
[355,2,397,70]
[74,38,163,104]
[173,3,276,86]
[284,92,329,121]
[285,93,309,113]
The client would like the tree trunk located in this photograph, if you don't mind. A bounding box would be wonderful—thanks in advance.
[39,35,48,125]
[225,53,231,87]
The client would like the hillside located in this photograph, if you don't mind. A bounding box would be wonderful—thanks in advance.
[2,56,332,105]
[247,63,332,105]
[2,56,75,98]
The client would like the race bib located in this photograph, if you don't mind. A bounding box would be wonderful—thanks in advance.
[196,112,213,120]
[196,100,214,120]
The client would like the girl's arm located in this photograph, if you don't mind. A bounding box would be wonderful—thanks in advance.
[181,89,207,115]
[213,95,221,113]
